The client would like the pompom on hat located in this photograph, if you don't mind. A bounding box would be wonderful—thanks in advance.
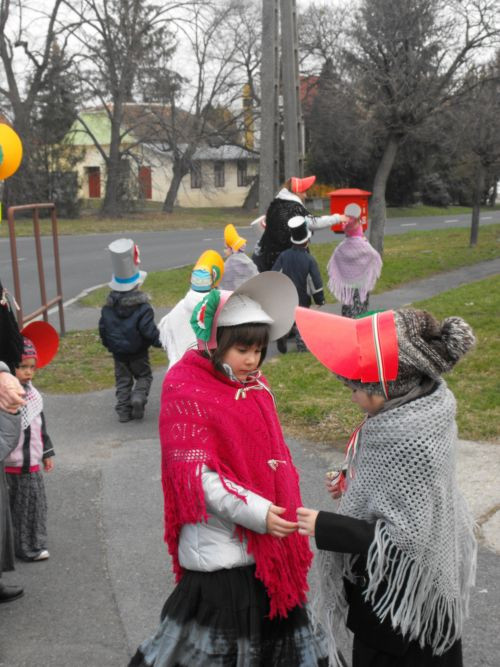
[295,307,475,399]
[108,238,147,292]
[19,321,59,368]
[224,224,247,252]
[191,272,298,350]
[290,175,316,194]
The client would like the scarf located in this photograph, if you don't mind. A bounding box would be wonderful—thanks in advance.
[315,380,476,662]
[327,236,382,305]
[159,349,313,618]
[20,381,43,430]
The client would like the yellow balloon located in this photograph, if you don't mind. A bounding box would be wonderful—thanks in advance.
[0,123,23,180]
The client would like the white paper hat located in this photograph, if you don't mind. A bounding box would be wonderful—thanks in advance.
[193,272,298,349]
[108,238,147,292]
[344,203,361,219]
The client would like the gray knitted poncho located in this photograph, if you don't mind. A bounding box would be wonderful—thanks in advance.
[315,380,477,663]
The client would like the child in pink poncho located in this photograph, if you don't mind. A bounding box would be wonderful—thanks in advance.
[327,203,382,317]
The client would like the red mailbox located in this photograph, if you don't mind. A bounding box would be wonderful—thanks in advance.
[327,188,372,233]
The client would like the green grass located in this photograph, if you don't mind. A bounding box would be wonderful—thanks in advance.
[0,206,256,237]
[34,332,166,394]
[81,224,500,308]
[263,275,500,446]
[2,202,498,237]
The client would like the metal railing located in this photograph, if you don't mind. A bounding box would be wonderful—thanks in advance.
[7,203,65,334]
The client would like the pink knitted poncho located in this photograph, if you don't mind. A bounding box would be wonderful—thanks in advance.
[327,236,382,305]
[159,350,312,618]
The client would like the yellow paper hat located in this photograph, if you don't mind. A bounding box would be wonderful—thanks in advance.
[193,249,225,287]
[224,224,247,252]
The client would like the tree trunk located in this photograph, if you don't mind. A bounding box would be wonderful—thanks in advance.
[242,175,259,211]
[163,160,186,213]
[368,135,400,255]
[100,111,123,218]
[470,163,484,247]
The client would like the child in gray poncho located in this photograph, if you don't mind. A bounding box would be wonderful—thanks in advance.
[295,307,477,667]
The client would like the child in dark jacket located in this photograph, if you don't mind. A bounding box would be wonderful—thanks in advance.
[272,216,325,353]
[99,238,161,422]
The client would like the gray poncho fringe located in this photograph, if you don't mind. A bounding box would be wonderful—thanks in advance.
[315,380,477,665]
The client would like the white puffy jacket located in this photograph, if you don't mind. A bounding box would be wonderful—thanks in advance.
[178,467,271,571]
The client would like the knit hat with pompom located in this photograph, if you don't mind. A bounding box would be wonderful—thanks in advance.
[343,308,475,398]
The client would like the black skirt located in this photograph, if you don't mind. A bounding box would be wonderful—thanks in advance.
[129,565,329,667]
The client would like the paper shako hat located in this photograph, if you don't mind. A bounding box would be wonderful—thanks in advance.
[108,238,147,291]
[295,308,398,395]
[191,272,298,350]
[20,321,59,368]
[290,175,316,194]
[224,224,247,252]
[288,215,311,244]
[192,249,224,290]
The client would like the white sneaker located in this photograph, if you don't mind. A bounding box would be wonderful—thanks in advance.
[32,550,50,561]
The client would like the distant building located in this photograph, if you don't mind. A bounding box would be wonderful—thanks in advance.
[66,104,258,207]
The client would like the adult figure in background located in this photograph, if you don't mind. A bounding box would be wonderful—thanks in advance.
[327,203,382,318]
[254,175,348,272]
[0,278,26,603]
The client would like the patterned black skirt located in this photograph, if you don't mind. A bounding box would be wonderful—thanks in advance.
[6,471,47,560]
[129,565,329,667]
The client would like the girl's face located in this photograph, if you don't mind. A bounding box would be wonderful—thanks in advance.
[222,343,263,382]
[350,388,385,416]
[16,357,36,384]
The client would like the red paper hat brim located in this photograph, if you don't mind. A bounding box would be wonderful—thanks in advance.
[20,321,59,368]
[295,308,398,383]
[291,175,316,194]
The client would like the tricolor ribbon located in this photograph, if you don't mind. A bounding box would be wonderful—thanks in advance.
[372,312,390,399]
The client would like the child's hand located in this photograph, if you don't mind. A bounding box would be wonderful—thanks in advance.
[296,507,319,537]
[43,458,54,472]
[266,504,298,537]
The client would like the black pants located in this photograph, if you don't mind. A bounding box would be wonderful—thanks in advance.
[114,354,153,418]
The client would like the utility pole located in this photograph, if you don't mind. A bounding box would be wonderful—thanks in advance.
[280,0,304,183]
[259,0,280,214]
[259,0,304,214]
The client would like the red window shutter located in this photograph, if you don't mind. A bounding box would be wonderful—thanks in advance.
[139,166,152,199]
[88,167,101,198]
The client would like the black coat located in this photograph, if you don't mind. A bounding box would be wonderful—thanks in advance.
[315,511,463,665]
[98,290,161,361]
[272,246,324,307]
[257,196,309,271]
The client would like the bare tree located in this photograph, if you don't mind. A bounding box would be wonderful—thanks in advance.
[345,0,499,253]
[297,1,349,73]
[0,0,68,205]
[65,0,185,217]
[142,0,260,213]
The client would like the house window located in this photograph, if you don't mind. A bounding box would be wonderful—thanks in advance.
[87,166,101,198]
[237,160,247,187]
[190,161,202,189]
[214,161,225,188]
[138,166,152,199]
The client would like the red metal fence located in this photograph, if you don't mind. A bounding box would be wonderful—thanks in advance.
[7,203,65,334]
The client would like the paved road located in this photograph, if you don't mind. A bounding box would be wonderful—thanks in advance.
[1,212,499,317]
[0,375,498,666]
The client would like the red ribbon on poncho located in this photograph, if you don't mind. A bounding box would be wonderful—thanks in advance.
[159,350,312,618]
